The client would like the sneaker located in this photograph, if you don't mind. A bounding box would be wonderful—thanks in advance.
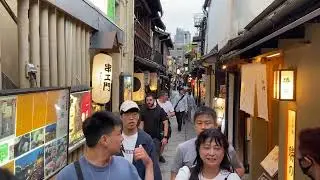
[159,156,166,163]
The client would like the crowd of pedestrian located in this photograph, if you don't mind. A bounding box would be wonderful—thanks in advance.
[1,87,320,180]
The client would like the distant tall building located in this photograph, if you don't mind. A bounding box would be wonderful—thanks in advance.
[174,28,191,45]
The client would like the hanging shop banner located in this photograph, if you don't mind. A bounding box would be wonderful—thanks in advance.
[240,64,268,121]
[240,64,255,116]
[92,53,112,104]
[69,91,92,152]
[150,73,158,91]
[133,73,145,102]
[0,88,69,180]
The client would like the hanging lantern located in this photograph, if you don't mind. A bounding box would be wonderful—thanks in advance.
[150,73,158,91]
[92,53,112,104]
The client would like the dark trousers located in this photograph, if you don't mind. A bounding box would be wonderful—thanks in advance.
[176,111,185,131]
[153,138,161,161]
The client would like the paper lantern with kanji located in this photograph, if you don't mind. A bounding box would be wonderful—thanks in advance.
[92,53,112,104]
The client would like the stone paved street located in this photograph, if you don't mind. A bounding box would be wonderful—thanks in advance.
[160,117,196,180]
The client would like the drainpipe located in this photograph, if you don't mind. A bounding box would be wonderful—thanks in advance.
[49,8,58,86]
[85,31,90,86]
[57,12,66,86]
[40,2,50,87]
[219,0,317,56]
[65,19,72,86]
[18,0,30,88]
[76,24,81,85]
[72,22,77,86]
[30,0,40,87]
[81,27,86,84]
[0,36,2,90]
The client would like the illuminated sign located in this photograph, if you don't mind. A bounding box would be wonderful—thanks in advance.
[92,53,112,104]
[286,110,296,180]
[274,70,296,100]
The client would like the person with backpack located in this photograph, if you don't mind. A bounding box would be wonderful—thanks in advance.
[174,87,188,132]
[175,129,241,180]
[57,111,153,180]
[140,93,169,162]
[157,90,175,163]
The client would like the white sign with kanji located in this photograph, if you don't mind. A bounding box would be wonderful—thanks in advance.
[92,53,112,104]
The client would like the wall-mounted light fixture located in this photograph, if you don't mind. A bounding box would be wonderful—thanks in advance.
[267,52,281,58]
[222,65,227,70]
[273,69,296,101]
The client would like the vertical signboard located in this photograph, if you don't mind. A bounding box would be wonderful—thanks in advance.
[92,53,112,104]
[286,110,296,180]
[107,0,115,21]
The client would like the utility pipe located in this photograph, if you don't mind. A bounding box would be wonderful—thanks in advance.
[0,0,17,24]
[30,0,40,87]
[76,24,81,85]
[0,36,2,90]
[57,12,66,86]
[81,27,86,84]
[40,2,50,87]
[49,7,58,86]
[85,31,90,86]
[18,0,30,88]
[65,19,72,86]
[72,22,77,86]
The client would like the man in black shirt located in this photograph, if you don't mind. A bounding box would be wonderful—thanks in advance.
[139,94,169,161]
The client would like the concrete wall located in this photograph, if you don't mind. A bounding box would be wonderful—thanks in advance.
[277,23,320,180]
[205,0,274,52]
[0,0,19,87]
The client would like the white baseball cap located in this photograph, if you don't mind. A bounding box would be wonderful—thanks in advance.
[120,100,140,113]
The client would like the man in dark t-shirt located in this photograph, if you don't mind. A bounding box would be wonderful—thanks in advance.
[140,94,169,161]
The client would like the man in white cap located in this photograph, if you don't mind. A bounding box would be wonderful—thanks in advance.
[118,100,162,180]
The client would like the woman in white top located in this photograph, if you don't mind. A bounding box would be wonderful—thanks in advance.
[175,129,241,180]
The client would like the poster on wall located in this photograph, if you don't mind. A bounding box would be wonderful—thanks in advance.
[0,88,69,180]
[69,91,92,151]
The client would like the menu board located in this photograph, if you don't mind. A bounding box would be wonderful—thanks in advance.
[0,89,69,180]
[69,91,91,151]
[260,146,279,177]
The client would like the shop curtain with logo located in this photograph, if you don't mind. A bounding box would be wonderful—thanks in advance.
[240,63,268,121]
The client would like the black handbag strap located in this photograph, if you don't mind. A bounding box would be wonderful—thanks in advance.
[74,160,84,180]
[174,95,185,110]
[225,173,231,180]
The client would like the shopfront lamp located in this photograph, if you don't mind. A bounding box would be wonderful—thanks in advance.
[273,69,296,101]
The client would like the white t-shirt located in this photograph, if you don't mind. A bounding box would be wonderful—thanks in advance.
[175,166,241,180]
[122,132,138,163]
[157,100,174,115]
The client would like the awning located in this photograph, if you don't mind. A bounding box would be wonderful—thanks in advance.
[90,31,121,52]
[134,56,166,72]
[221,6,320,61]
[202,46,218,64]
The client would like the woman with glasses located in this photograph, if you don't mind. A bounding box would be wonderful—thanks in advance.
[298,127,320,180]
[175,128,240,180]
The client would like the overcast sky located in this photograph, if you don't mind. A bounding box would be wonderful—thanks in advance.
[161,0,205,38]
